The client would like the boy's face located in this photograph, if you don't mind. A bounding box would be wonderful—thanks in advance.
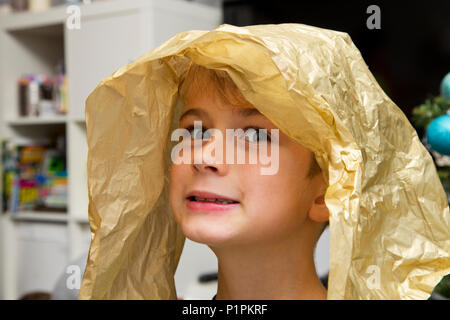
[169,81,326,248]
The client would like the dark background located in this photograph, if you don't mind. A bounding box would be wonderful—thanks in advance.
[223,0,450,119]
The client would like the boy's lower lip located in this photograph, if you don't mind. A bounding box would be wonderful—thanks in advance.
[185,199,240,212]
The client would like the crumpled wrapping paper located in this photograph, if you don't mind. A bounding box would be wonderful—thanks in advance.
[79,23,450,300]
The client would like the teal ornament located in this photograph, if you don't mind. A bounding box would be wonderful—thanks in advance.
[426,114,450,156]
[441,72,450,101]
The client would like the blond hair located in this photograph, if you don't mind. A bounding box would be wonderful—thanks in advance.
[179,62,249,108]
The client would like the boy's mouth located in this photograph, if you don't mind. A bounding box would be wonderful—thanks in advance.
[185,190,240,210]
[187,196,239,205]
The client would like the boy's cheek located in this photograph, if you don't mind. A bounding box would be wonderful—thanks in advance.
[169,163,187,184]
[169,165,185,214]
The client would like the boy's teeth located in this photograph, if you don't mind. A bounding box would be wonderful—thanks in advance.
[193,197,236,204]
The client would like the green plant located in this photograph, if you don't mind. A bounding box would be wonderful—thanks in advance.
[411,96,450,130]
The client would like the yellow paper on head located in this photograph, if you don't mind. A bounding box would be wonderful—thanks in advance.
[79,23,450,300]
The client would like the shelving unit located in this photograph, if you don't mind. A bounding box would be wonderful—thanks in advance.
[6,116,68,125]
[10,211,69,222]
[0,0,221,299]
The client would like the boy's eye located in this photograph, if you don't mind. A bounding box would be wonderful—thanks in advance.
[184,125,271,143]
[243,127,271,143]
[186,125,211,140]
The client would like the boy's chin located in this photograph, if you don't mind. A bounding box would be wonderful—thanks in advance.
[181,224,240,247]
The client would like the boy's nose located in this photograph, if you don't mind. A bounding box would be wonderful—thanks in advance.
[191,134,229,176]
[192,157,229,176]
[193,162,220,174]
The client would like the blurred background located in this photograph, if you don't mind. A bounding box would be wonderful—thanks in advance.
[0,0,448,300]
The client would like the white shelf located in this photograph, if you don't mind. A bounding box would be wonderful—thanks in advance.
[9,211,68,222]
[70,215,89,224]
[0,0,144,32]
[0,0,220,32]
[0,6,66,31]
[6,116,68,125]
[5,115,86,125]
[71,116,86,124]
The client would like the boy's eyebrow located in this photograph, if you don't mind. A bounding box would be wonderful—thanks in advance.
[235,108,264,117]
[180,108,209,122]
[180,107,264,122]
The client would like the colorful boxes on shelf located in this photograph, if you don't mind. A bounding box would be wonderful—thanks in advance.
[2,140,67,213]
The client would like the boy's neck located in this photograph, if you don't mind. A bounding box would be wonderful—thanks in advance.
[211,237,327,300]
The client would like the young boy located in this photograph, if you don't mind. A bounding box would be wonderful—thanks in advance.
[79,23,449,300]
[169,63,329,300]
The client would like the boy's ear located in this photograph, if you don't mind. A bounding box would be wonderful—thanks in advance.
[308,172,329,223]
[308,194,329,223]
